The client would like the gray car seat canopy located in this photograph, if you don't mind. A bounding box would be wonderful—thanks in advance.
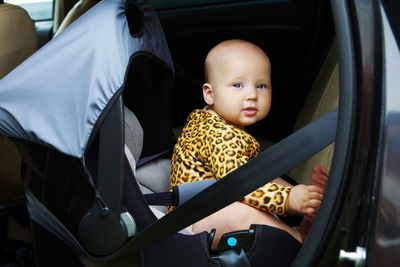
[0,0,179,261]
[0,0,174,159]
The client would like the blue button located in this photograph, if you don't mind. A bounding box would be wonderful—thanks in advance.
[227,237,237,247]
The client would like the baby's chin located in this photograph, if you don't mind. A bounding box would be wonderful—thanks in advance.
[226,114,264,128]
[233,120,258,129]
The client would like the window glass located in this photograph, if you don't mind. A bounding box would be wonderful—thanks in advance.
[5,0,53,21]
[382,0,400,48]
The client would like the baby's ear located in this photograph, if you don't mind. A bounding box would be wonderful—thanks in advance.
[202,83,214,105]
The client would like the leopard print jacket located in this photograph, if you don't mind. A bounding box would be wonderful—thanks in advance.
[168,109,291,215]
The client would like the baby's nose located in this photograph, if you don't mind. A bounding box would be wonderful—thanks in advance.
[246,87,257,100]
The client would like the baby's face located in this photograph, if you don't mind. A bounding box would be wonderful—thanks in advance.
[205,44,271,128]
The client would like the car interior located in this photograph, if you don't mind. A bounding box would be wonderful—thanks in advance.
[0,0,338,266]
[0,0,37,262]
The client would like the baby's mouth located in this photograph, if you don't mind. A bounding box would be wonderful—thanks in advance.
[243,107,257,116]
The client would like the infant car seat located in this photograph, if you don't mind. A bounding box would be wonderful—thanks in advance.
[0,0,337,266]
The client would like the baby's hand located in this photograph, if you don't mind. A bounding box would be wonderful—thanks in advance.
[286,184,324,216]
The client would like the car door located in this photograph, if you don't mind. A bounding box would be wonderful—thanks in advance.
[292,0,400,266]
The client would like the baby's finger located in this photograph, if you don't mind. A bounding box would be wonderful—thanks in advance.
[308,185,324,194]
[307,199,322,209]
[308,191,323,201]
[304,206,318,215]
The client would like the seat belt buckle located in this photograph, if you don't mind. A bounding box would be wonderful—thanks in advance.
[215,225,256,254]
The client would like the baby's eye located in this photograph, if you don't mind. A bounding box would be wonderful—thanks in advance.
[256,84,267,89]
[233,83,242,88]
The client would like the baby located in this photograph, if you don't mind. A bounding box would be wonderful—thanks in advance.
[169,39,327,248]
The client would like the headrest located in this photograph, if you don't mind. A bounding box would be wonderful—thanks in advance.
[54,0,100,37]
[0,3,37,79]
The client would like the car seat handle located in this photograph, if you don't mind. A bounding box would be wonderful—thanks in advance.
[79,96,136,255]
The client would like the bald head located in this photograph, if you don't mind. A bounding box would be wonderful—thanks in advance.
[201,39,272,128]
[204,39,270,83]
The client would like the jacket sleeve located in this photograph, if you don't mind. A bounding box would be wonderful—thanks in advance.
[241,182,291,216]
[206,127,291,216]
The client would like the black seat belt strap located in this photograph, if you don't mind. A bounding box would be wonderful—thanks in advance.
[143,191,178,206]
[144,108,338,207]
[105,108,338,260]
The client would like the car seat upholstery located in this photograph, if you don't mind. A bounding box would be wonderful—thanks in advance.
[0,1,37,201]
[124,106,171,213]
[53,0,100,37]
[288,42,338,184]
[126,135,189,233]
[0,1,37,79]
[0,1,37,244]
[124,105,175,216]
[135,158,171,213]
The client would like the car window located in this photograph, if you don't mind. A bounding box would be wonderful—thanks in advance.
[382,0,400,48]
[5,0,53,21]
[148,0,289,10]
[5,0,54,48]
